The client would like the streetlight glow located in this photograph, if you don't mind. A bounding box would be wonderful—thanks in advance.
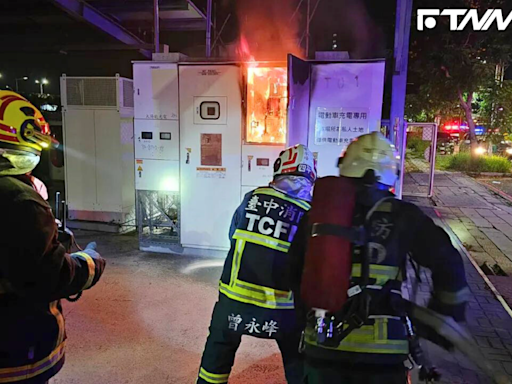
[15,77,29,92]
[36,78,49,94]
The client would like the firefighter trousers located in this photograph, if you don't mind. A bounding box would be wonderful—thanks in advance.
[303,357,408,384]
[197,319,303,384]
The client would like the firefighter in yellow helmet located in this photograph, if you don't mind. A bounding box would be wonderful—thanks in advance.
[0,91,106,384]
[288,132,469,383]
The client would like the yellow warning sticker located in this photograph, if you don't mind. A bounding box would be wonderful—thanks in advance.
[137,166,143,172]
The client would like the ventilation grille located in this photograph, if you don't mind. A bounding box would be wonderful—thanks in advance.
[123,79,134,108]
[65,78,117,107]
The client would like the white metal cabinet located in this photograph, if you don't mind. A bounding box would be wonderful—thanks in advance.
[133,62,179,120]
[241,144,284,190]
[179,65,242,251]
[64,109,97,213]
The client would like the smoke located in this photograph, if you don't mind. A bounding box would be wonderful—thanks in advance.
[234,0,303,61]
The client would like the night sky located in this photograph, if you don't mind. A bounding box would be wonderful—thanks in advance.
[0,0,397,95]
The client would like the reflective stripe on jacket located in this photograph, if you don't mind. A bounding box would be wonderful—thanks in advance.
[220,187,310,310]
[0,175,103,383]
[304,200,409,355]
[289,185,469,364]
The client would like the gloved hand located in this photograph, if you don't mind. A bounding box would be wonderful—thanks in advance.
[85,241,97,251]
[73,242,106,288]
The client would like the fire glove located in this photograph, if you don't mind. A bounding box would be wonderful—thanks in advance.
[72,242,106,289]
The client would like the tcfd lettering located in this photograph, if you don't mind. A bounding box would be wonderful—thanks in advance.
[245,213,296,241]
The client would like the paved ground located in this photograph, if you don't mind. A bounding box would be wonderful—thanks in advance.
[45,164,512,384]
[405,164,512,275]
[50,232,287,384]
[480,179,512,197]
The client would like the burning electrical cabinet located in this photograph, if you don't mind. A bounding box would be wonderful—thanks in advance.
[133,60,287,255]
[246,66,287,145]
[133,55,387,255]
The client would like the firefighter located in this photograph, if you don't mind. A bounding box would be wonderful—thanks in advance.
[288,132,469,384]
[197,144,317,384]
[0,91,106,384]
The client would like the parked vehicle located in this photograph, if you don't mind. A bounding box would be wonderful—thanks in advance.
[437,132,456,155]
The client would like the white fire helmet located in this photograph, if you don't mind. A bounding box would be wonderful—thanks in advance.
[273,144,317,183]
[339,132,399,187]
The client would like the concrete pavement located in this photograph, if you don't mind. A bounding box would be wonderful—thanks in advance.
[51,232,287,384]
[46,165,512,384]
[404,162,512,383]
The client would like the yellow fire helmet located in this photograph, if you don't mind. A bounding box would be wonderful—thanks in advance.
[0,90,57,154]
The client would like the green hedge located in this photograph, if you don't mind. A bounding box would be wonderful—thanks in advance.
[407,135,430,157]
[439,153,511,173]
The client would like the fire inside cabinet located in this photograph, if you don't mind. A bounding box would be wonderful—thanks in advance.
[61,75,135,231]
[133,61,287,255]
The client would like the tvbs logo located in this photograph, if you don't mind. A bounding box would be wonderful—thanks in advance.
[418,9,512,31]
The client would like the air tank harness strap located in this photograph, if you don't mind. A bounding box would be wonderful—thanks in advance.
[311,223,367,246]
[309,221,373,344]
[333,280,396,344]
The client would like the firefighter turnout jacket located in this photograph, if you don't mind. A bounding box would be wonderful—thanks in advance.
[0,175,104,383]
[219,186,310,328]
[289,187,469,365]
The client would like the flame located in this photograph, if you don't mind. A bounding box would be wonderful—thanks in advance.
[246,66,287,144]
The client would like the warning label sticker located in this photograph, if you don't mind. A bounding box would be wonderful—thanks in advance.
[196,167,226,179]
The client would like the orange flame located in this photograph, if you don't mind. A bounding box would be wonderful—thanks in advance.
[246,66,287,144]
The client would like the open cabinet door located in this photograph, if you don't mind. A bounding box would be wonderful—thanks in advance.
[287,55,311,147]
[307,60,386,177]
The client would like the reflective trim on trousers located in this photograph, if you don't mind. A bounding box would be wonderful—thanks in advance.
[198,367,229,384]
[0,341,65,383]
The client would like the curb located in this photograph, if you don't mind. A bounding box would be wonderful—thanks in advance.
[477,179,512,204]
[469,172,511,178]
[432,209,512,320]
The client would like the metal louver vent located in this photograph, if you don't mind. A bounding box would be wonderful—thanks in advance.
[66,79,84,106]
[84,79,116,106]
[65,78,117,107]
[123,80,134,108]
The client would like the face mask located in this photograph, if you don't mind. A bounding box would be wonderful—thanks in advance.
[0,149,41,176]
[270,175,314,202]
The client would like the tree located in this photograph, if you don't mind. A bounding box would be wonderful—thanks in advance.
[481,80,512,136]
[407,0,512,151]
